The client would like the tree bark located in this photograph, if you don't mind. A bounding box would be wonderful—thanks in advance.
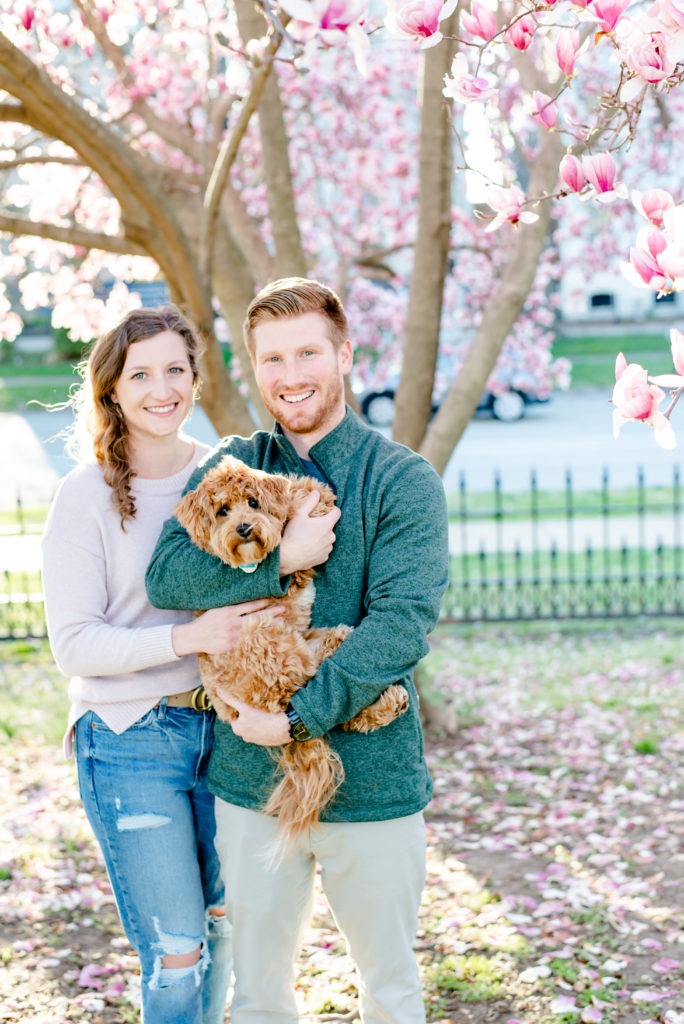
[234,0,307,280]
[419,130,566,474]
[391,19,458,452]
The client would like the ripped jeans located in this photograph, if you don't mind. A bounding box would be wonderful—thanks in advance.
[75,702,232,1024]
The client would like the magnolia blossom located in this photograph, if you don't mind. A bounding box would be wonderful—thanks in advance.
[531,90,557,130]
[505,13,535,50]
[460,0,497,41]
[17,3,35,31]
[631,187,676,227]
[581,152,628,202]
[384,0,458,47]
[559,154,586,193]
[612,353,675,449]
[650,327,684,388]
[280,0,370,69]
[555,27,581,75]
[590,0,632,33]
[484,184,540,232]
[621,226,668,289]
[616,19,675,86]
[443,52,497,102]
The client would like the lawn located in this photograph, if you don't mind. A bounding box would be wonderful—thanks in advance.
[552,332,674,388]
[1,623,682,1023]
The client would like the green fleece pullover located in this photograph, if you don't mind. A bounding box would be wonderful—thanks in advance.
[146,408,449,822]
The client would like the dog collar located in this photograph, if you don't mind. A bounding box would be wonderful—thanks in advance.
[239,562,258,574]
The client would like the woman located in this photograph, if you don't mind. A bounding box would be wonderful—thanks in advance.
[41,306,272,1024]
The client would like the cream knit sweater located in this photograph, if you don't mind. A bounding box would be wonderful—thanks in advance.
[42,441,211,751]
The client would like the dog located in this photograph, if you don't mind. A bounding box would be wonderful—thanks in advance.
[174,454,409,848]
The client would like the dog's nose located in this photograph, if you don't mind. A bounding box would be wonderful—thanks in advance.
[236,522,253,539]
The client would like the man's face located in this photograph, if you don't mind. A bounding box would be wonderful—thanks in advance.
[252,311,353,447]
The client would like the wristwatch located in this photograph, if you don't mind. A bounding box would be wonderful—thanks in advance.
[285,704,312,742]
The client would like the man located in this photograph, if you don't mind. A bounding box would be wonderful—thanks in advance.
[146,277,449,1024]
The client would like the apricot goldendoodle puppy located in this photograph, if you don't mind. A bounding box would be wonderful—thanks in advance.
[174,455,409,847]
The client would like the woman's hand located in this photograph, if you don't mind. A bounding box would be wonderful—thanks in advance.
[172,599,282,657]
[217,693,291,746]
[279,490,341,576]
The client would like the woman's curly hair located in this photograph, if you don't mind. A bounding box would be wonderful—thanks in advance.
[67,306,204,527]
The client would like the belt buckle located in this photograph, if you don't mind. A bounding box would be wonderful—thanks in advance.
[190,685,212,712]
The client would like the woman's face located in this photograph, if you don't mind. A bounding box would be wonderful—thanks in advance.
[111,330,195,443]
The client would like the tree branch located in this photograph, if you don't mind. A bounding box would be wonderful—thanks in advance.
[199,17,289,280]
[0,213,147,255]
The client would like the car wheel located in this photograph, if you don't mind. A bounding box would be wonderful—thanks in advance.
[361,390,396,427]
[491,391,526,422]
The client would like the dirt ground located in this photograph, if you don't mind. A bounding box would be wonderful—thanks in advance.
[1,729,682,1024]
[1,626,683,1023]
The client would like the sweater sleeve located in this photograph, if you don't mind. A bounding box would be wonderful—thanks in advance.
[42,482,178,679]
[146,443,290,611]
[291,455,449,735]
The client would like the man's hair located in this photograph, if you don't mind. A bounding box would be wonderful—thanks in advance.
[243,277,349,359]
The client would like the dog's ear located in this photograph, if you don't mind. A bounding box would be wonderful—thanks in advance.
[253,474,291,521]
[174,484,215,552]
[287,476,337,519]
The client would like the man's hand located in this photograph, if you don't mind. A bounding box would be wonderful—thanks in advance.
[279,490,340,576]
[217,693,291,746]
[172,600,283,657]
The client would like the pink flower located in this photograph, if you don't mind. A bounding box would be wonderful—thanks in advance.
[671,329,684,375]
[532,90,557,130]
[17,3,35,30]
[556,27,581,75]
[280,0,367,38]
[484,185,540,232]
[582,152,628,202]
[559,154,586,193]
[443,53,497,102]
[591,0,632,32]
[385,0,458,46]
[505,13,536,49]
[612,356,675,448]
[631,188,675,227]
[460,0,498,40]
[617,21,675,82]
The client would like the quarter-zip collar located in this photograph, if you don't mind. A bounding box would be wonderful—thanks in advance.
[272,406,366,488]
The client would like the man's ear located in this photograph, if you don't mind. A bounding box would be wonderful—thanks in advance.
[339,338,353,376]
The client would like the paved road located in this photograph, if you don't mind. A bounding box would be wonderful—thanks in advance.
[2,387,683,512]
[2,388,682,571]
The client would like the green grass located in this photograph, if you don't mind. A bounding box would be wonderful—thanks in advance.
[0,639,66,747]
[447,482,683,519]
[554,331,675,388]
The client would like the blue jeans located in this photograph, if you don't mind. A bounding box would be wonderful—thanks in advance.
[75,702,232,1024]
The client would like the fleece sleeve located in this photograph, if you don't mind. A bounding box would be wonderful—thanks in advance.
[291,456,449,735]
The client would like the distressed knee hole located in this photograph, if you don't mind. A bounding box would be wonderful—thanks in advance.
[149,919,207,991]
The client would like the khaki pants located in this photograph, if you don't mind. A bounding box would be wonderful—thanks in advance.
[214,800,427,1024]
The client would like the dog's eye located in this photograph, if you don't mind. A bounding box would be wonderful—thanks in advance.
[248,497,259,509]
[217,505,230,517]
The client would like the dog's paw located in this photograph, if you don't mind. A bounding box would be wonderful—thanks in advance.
[342,683,410,733]
[306,624,353,662]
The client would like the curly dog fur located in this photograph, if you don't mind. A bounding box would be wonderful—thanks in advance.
[174,454,409,846]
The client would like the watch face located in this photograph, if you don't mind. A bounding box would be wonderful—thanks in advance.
[291,720,312,742]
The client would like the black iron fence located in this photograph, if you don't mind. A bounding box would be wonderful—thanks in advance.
[442,467,684,621]
[2,467,684,639]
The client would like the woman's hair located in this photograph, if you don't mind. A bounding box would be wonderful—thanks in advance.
[67,306,204,526]
[243,277,349,359]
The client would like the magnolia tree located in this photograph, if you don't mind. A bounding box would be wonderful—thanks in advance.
[0,0,683,471]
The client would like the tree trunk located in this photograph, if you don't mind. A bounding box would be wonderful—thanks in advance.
[234,0,307,279]
[419,131,566,474]
[392,19,457,451]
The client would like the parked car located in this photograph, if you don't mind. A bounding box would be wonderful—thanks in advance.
[358,383,547,427]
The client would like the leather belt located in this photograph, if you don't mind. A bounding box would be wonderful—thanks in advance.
[163,686,213,712]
